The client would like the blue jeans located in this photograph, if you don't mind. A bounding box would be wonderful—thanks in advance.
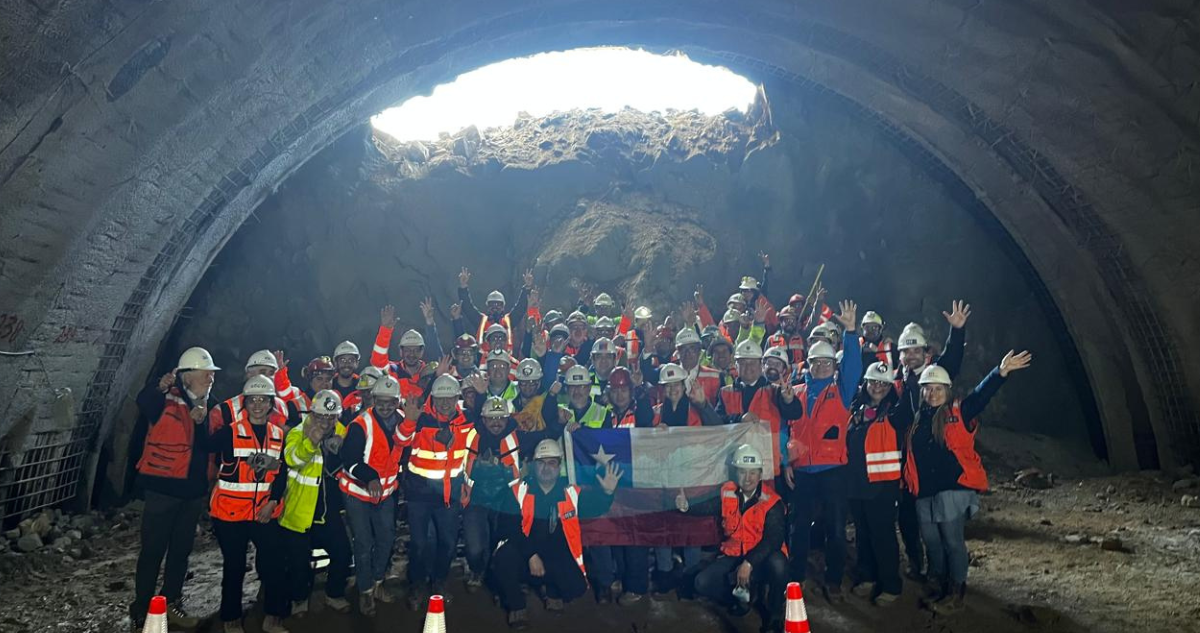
[344,495,397,590]
[407,499,460,588]
[919,514,969,584]
[654,546,701,572]
[462,505,497,575]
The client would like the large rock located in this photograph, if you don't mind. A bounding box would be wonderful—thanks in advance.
[16,533,42,552]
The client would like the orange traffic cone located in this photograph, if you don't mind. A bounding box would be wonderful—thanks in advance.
[422,594,447,633]
[142,595,167,633]
[784,582,810,633]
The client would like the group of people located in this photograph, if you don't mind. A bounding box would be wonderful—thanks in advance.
[129,257,1032,632]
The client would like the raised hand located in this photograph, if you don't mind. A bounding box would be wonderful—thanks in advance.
[577,282,594,303]
[943,300,972,329]
[596,461,624,495]
[272,350,288,370]
[402,397,422,420]
[380,304,397,328]
[468,373,488,394]
[157,371,176,393]
[835,299,858,332]
[522,268,535,288]
[449,303,462,321]
[739,310,753,327]
[622,302,634,323]
[675,488,689,512]
[459,267,471,288]
[694,284,705,306]
[754,300,768,323]
[680,301,697,325]
[435,354,453,376]
[420,297,435,325]
[758,251,770,269]
[688,381,707,406]
[999,350,1033,377]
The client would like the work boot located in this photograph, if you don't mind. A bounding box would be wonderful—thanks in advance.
[222,621,245,633]
[465,572,484,593]
[359,592,376,617]
[545,597,564,612]
[931,583,966,615]
[851,581,876,598]
[374,581,396,604]
[617,592,645,606]
[324,594,351,613]
[507,608,530,630]
[166,601,200,628]
[290,599,308,616]
[874,592,901,606]
[922,578,947,604]
[824,584,845,604]
[610,580,623,596]
[596,586,613,605]
[261,616,290,633]
[905,563,926,582]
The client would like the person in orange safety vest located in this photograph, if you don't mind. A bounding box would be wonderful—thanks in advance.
[456,267,534,354]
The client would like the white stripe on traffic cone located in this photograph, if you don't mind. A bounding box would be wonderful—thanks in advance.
[422,594,447,633]
[784,581,811,633]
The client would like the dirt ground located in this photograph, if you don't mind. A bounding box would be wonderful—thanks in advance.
[2,434,1198,633]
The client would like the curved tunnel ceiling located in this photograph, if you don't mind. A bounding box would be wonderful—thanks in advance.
[1,0,1198,503]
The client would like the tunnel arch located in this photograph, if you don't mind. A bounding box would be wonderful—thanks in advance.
[1,0,1197,516]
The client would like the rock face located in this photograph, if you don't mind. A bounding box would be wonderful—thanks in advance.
[161,94,1094,472]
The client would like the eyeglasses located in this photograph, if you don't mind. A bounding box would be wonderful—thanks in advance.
[245,396,272,405]
[809,359,835,368]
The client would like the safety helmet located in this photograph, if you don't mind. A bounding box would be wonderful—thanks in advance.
[739,276,759,291]
[482,396,512,418]
[762,346,790,365]
[731,444,765,470]
[486,349,512,366]
[658,363,687,385]
[244,349,278,371]
[566,310,589,325]
[455,334,479,350]
[487,290,506,304]
[734,339,763,360]
[701,325,721,339]
[312,390,344,416]
[484,323,507,339]
[177,347,220,372]
[809,323,833,340]
[592,337,617,356]
[607,367,633,389]
[333,340,360,359]
[242,375,275,397]
[558,356,578,372]
[533,439,564,461]
[722,308,742,324]
[863,362,893,384]
[788,293,805,307]
[357,365,384,390]
[564,365,592,386]
[549,323,570,339]
[675,328,702,348]
[399,329,425,347]
[897,331,927,350]
[594,292,615,307]
[633,306,653,320]
[304,356,335,377]
[918,365,952,386]
[372,376,402,399]
[900,322,926,338]
[516,358,543,381]
[860,311,884,328]
[431,374,462,398]
[708,336,733,353]
[777,305,797,320]
[726,293,747,307]
[594,316,615,330]
[807,341,837,360]
[543,310,564,326]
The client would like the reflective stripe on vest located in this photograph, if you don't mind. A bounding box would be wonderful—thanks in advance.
[863,417,901,482]
[210,416,285,521]
[337,410,402,503]
[767,332,806,365]
[405,413,472,506]
[478,314,513,354]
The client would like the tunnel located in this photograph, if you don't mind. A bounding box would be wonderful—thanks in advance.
[1,1,1199,632]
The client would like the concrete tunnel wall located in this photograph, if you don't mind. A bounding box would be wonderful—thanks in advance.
[0,0,1198,516]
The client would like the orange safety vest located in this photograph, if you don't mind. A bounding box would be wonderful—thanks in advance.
[690,364,722,406]
[216,395,288,431]
[611,405,640,429]
[400,411,472,506]
[338,409,404,504]
[513,480,586,578]
[860,336,895,367]
[137,388,214,480]
[651,400,702,427]
[902,400,988,496]
[209,414,286,522]
[624,329,642,360]
[863,416,902,483]
[720,385,784,476]
[766,331,807,366]
[478,313,513,355]
[788,382,849,468]
[462,428,521,507]
[719,481,782,557]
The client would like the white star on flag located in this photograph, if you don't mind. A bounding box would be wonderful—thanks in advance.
[591,444,615,466]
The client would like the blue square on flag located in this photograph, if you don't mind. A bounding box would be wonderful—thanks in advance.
[570,428,632,488]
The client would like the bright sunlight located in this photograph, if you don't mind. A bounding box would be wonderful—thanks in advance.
[371,48,758,142]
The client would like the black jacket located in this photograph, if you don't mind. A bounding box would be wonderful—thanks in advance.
[495,477,615,563]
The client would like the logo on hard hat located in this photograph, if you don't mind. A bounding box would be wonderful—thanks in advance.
[521,366,533,376]
[322,397,338,412]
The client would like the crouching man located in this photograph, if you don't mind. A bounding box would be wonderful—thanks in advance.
[490,439,622,629]
[679,444,787,633]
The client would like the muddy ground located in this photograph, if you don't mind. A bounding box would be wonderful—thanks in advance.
[3,436,1198,633]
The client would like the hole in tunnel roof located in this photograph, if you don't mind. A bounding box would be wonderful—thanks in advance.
[371,47,758,142]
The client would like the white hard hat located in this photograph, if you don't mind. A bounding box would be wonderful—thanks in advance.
[727,293,747,307]
[487,290,506,304]
[312,390,344,416]
[734,339,763,360]
[731,443,764,470]
[242,375,275,397]
[485,323,508,339]
[897,331,927,350]
[357,365,384,390]
[245,349,278,371]
[566,310,589,325]
[398,329,425,348]
[739,276,759,291]
[901,322,926,338]
[431,374,462,398]
[486,348,511,366]
[807,341,837,360]
[333,340,360,358]
[516,358,543,381]
[633,306,653,320]
[564,365,592,386]
[658,363,687,385]
[592,337,617,356]
[594,292,615,307]
[372,376,402,400]
[177,347,220,372]
[722,308,742,324]
[482,396,512,418]
[675,328,702,348]
[864,362,893,384]
[533,438,564,460]
[918,365,952,386]
[594,316,615,330]
[762,346,790,365]
[860,311,884,328]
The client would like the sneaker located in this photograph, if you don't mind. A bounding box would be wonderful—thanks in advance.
[507,609,530,630]
[931,583,965,615]
[465,572,484,593]
[545,597,564,612]
[851,581,875,598]
[166,601,200,628]
[359,592,376,617]
[617,592,645,606]
[222,621,245,633]
[290,599,309,616]
[374,581,396,604]
[261,616,290,633]
[874,592,901,606]
[324,594,351,613]
[824,585,845,604]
